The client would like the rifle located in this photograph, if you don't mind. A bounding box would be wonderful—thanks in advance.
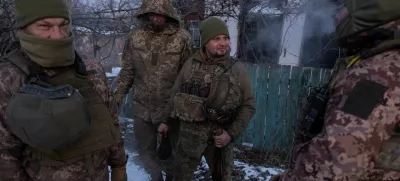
[157,132,172,161]
[212,128,224,181]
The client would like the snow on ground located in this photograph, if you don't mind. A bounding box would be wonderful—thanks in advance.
[193,156,284,181]
[118,116,285,181]
[108,150,150,181]
[126,151,151,181]
[234,160,284,181]
[106,67,121,77]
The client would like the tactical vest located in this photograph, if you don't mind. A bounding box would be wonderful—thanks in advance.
[2,50,119,170]
[171,58,242,123]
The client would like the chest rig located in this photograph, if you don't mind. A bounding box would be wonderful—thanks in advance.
[3,50,119,171]
[171,58,242,124]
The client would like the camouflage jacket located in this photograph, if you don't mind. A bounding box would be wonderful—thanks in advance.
[115,0,192,123]
[280,24,400,181]
[156,51,256,140]
[0,54,127,181]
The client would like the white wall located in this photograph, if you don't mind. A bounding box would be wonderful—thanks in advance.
[278,13,306,66]
[225,17,239,57]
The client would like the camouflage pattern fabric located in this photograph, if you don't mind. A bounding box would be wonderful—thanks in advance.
[133,117,164,181]
[114,0,192,124]
[158,51,255,140]
[135,0,181,22]
[114,0,192,180]
[0,55,127,181]
[162,51,255,180]
[173,121,234,181]
[278,20,400,181]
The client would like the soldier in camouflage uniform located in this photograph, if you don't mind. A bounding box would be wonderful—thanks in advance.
[155,17,255,181]
[272,0,400,180]
[114,0,192,180]
[0,0,128,181]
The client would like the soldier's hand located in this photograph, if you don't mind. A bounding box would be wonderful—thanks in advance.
[213,130,231,148]
[158,123,169,135]
[111,164,127,181]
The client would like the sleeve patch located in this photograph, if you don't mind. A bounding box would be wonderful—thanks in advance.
[341,79,387,119]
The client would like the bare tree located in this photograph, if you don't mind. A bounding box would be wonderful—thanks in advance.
[0,0,341,67]
[0,0,15,56]
[71,0,140,66]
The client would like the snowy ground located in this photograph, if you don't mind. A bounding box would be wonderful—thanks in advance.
[106,67,121,77]
[116,117,284,181]
[125,150,151,180]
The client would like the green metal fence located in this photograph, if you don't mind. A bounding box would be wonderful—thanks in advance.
[237,64,332,153]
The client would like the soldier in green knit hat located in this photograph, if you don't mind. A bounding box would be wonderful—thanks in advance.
[155,16,255,180]
[0,0,128,180]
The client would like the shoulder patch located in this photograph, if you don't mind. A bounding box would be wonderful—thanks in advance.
[341,79,388,119]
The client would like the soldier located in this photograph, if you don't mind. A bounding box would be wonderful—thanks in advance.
[114,0,192,180]
[271,0,400,180]
[155,17,255,181]
[0,0,128,180]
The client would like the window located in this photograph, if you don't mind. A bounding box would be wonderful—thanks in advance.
[241,13,284,64]
[300,0,342,68]
[188,20,201,48]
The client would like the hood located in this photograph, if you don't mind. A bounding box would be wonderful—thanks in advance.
[336,0,400,41]
[135,0,181,25]
[336,4,400,51]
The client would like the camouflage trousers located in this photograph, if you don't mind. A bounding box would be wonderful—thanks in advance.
[134,117,180,181]
[160,119,180,177]
[172,121,234,181]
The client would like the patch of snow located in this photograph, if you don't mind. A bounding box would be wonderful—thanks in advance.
[201,157,209,169]
[109,150,150,181]
[126,152,150,181]
[106,67,121,77]
[73,26,125,35]
[194,156,284,180]
[241,142,254,147]
[234,160,284,180]
[250,6,282,15]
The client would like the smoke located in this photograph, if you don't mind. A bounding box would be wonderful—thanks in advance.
[301,0,340,38]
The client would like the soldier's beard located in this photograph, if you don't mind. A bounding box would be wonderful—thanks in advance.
[148,22,168,32]
[212,52,226,58]
[210,47,230,58]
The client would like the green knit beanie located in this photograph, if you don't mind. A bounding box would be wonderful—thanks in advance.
[14,0,71,28]
[200,17,230,47]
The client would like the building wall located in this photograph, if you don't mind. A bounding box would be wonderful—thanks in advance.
[278,13,306,66]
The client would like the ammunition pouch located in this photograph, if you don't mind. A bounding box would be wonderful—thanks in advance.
[171,93,206,122]
[180,82,210,98]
